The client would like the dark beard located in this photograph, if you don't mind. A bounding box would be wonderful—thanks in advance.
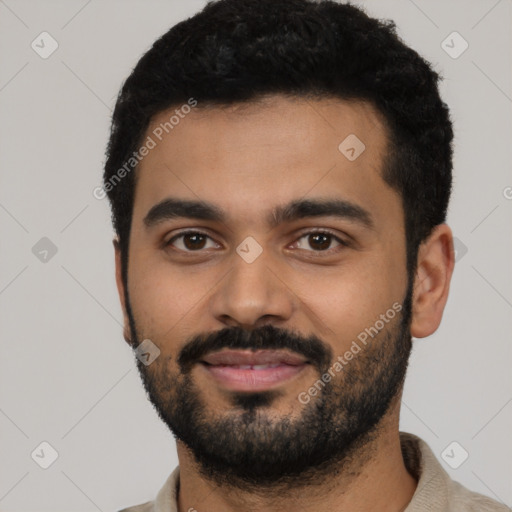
[126,283,413,492]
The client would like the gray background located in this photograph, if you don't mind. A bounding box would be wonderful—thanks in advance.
[0,0,511,510]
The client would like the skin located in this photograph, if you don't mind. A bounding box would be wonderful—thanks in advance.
[114,94,455,512]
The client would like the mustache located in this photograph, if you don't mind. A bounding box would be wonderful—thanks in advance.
[178,324,333,374]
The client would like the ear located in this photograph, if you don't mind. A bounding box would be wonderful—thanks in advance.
[114,238,134,346]
[410,224,455,338]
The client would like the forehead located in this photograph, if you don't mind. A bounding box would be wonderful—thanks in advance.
[132,94,400,230]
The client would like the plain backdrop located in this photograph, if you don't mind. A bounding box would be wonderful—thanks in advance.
[0,1,511,510]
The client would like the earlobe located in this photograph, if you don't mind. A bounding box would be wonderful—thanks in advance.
[410,224,455,339]
[114,238,134,346]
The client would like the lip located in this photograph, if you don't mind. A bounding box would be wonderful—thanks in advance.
[202,349,308,366]
[199,349,309,391]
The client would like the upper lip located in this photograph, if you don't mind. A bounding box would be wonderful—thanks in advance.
[201,349,308,366]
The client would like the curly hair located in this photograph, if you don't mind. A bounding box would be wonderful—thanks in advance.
[104,0,453,282]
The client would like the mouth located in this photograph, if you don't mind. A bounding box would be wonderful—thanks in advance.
[199,349,310,391]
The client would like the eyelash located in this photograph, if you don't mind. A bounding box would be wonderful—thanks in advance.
[164,229,349,255]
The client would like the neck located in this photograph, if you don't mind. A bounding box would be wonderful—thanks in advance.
[176,397,417,512]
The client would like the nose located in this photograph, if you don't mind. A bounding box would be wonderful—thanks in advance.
[209,246,295,329]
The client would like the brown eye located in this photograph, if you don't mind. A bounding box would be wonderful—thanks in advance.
[307,233,331,251]
[166,231,218,252]
[182,233,207,250]
[294,231,346,252]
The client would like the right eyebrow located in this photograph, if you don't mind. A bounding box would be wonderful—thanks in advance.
[144,198,225,228]
[143,196,374,231]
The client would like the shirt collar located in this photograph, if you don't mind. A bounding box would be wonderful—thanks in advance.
[141,432,464,512]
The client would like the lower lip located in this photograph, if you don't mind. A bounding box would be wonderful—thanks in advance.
[200,363,308,391]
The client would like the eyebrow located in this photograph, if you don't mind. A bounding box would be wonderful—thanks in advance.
[143,197,374,230]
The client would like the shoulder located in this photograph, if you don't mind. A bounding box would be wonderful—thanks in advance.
[116,466,180,512]
[448,480,511,512]
[400,432,510,512]
[118,502,154,512]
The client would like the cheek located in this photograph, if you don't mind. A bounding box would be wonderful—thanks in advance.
[127,251,216,342]
[298,260,405,352]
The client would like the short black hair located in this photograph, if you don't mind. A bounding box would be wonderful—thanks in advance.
[104,0,453,283]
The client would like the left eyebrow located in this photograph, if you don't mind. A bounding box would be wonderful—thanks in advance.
[268,197,374,230]
[143,197,374,230]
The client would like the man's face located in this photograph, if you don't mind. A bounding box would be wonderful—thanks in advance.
[118,95,412,488]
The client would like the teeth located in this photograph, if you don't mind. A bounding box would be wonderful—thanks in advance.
[252,364,280,370]
[231,364,281,370]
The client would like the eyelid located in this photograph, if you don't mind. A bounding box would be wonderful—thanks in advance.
[164,229,219,250]
[292,228,350,252]
[164,228,350,253]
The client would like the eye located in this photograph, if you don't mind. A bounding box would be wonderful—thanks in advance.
[165,229,348,254]
[292,230,348,253]
[165,230,219,252]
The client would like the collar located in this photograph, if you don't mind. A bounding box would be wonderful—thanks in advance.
[122,432,508,512]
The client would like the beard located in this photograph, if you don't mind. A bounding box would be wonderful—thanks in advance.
[125,282,413,492]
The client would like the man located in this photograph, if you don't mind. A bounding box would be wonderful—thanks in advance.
[103,0,509,510]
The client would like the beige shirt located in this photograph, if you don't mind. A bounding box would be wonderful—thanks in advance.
[119,432,510,512]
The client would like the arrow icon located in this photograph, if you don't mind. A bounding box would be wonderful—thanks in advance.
[32,237,58,262]
[441,441,468,469]
[31,441,59,468]
[338,134,365,161]
[236,236,262,263]
[136,339,160,365]
[441,32,468,60]
[31,31,59,59]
